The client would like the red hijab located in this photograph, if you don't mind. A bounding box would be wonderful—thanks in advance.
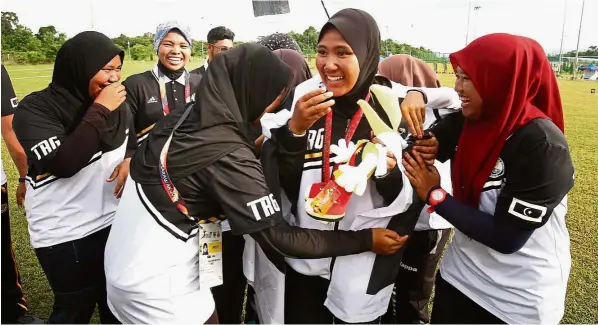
[449,33,564,207]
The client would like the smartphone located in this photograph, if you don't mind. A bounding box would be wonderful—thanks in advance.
[318,82,334,104]
[405,131,433,158]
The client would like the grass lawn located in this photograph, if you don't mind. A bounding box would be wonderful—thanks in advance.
[2,63,597,324]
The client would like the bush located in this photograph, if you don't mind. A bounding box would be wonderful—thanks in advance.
[130,44,154,61]
[16,51,46,64]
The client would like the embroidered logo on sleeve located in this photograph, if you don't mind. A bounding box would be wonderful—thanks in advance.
[490,158,505,178]
[508,198,547,223]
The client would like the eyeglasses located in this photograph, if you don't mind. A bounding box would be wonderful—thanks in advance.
[211,44,231,52]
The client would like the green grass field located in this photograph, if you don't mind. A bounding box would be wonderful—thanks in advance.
[2,62,597,324]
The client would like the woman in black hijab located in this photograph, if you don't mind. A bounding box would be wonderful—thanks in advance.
[259,8,459,324]
[253,48,312,147]
[13,31,133,324]
[104,43,403,324]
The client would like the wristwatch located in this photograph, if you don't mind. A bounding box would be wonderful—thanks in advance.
[426,186,447,213]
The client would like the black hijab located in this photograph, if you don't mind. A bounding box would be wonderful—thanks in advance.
[131,43,292,183]
[319,8,381,118]
[40,31,127,152]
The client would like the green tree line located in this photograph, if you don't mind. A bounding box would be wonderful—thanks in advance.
[6,11,594,66]
[286,26,445,62]
[2,12,67,64]
[1,11,448,65]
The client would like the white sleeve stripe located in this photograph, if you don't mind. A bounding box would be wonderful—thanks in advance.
[136,182,192,240]
[483,180,503,188]
[137,133,150,144]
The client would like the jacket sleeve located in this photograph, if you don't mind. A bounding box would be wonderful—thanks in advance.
[13,97,111,178]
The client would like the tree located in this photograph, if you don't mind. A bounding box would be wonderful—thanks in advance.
[35,25,66,59]
[2,16,443,65]
[3,25,41,52]
[1,12,18,35]
[130,44,154,61]
[563,46,598,58]
[112,34,130,50]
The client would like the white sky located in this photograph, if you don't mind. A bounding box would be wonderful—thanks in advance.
[2,0,597,54]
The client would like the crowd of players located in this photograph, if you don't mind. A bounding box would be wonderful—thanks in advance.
[1,8,574,325]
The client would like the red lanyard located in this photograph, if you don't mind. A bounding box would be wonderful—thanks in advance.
[158,106,194,220]
[154,68,192,116]
[158,106,226,225]
[322,93,371,183]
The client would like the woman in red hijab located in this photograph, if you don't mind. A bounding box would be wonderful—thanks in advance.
[402,34,574,324]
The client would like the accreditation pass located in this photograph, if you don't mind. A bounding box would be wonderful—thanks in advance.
[199,222,223,288]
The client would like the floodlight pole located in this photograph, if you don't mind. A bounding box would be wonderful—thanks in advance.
[472,6,482,40]
[465,0,472,46]
[127,40,131,61]
[90,3,94,30]
[385,25,390,57]
[573,0,585,79]
[558,0,568,74]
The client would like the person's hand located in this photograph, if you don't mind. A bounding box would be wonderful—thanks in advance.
[255,135,265,156]
[94,82,126,111]
[402,151,440,201]
[16,182,26,207]
[106,158,130,198]
[288,88,334,135]
[371,228,409,255]
[413,132,438,165]
[401,91,426,138]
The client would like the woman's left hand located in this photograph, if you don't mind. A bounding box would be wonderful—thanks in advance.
[107,158,131,199]
[402,151,440,201]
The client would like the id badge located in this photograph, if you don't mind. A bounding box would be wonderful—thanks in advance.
[199,222,223,288]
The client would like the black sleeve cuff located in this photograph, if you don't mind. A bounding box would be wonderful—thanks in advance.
[361,228,373,251]
[82,103,111,130]
[272,122,308,153]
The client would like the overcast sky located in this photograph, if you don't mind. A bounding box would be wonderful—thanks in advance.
[2,0,597,54]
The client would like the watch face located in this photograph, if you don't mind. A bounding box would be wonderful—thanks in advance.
[431,189,445,201]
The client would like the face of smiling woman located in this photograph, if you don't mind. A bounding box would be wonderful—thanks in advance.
[88,55,122,99]
[316,27,360,97]
[158,30,191,71]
